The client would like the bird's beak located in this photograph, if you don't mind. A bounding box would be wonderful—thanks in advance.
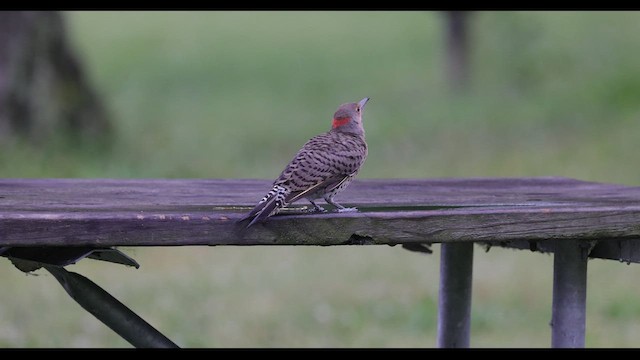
[358,97,370,109]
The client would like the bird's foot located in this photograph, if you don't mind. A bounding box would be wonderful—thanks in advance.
[336,207,358,213]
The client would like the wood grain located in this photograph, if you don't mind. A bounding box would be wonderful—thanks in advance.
[1,177,640,248]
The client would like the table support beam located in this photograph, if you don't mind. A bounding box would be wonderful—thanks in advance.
[437,242,474,348]
[45,266,179,348]
[550,240,588,348]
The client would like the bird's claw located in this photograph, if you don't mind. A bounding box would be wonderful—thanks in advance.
[336,207,358,213]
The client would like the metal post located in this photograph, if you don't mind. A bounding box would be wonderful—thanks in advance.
[45,266,179,348]
[437,242,474,348]
[551,240,588,348]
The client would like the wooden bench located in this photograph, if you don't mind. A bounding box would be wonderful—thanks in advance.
[2,177,640,348]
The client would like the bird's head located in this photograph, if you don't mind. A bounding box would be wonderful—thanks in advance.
[331,97,369,136]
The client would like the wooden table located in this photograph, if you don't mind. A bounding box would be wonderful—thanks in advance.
[2,177,640,347]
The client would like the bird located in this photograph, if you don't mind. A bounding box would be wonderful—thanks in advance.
[239,97,370,228]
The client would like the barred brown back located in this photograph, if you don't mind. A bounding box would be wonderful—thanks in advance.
[239,98,370,227]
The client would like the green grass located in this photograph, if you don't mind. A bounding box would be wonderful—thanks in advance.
[2,11,640,347]
[5,246,640,347]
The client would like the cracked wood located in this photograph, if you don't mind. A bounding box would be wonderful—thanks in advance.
[1,177,640,248]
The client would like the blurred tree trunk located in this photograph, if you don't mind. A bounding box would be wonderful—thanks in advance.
[0,11,111,146]
[444,11,472,93]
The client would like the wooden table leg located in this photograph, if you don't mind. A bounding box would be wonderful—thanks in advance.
[437,242,474,348]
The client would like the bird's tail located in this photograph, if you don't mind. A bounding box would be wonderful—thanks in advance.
[238,185,288,228]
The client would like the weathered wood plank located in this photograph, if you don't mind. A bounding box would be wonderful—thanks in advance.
[1,177,640,247]
[485,238,640,264]
[3,177,640,210]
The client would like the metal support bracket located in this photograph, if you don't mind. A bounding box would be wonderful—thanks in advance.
[437,242,474,348]
[44,265,179,348]
[550,239,588,348]
[2,247,179,348]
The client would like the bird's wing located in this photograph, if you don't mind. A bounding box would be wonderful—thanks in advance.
[285,173,354,204]
[275,132,365,203]
[239,132,365,228]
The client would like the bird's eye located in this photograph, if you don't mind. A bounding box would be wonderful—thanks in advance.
[356,107,361,113]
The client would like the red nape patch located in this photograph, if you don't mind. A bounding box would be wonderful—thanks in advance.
[332,117,350,128]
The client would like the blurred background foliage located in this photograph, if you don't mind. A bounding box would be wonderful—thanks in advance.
[3,11,640,184]
[2,11,640,348]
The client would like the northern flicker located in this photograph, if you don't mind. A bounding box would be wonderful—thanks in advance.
[239,97,370,228]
